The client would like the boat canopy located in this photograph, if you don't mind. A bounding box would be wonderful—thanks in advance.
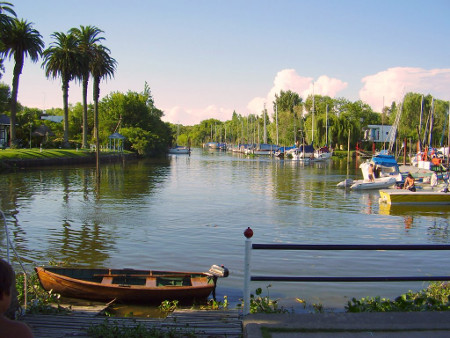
[298,144,314,153]
[372,154,399,167]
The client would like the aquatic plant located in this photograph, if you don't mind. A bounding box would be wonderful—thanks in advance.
[346,282,450,312]
[158,300,178,315]
[15,271,70,314]
[238,285,289,314]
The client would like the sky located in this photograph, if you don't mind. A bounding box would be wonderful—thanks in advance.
[2,0,450,126]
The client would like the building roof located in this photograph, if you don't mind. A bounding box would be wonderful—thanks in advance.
[41,115,64,123]
[108,132,126,139]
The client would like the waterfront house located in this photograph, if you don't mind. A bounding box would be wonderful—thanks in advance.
[0,114,10,148]
[364,125,392,143]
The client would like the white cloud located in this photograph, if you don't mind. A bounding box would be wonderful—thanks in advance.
[359,67,450,112]
[161,105,234,126]
[247,69,348,115]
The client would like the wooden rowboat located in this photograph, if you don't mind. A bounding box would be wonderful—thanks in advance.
[35,265,228,303]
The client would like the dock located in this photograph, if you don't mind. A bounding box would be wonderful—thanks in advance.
[22,305,242,337]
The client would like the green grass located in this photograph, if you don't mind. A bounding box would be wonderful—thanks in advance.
[0,148,131,160]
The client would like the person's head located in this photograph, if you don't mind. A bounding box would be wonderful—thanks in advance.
[0,259,14,299]
[408,173,413,178]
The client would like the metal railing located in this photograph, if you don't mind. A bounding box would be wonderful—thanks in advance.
[242,227,450,315]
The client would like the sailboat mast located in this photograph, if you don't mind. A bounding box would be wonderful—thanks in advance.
[428,99,435,148]
[325,104,328,146]
[447,102,450,167]
[419,95,424,136]
[312,83,315,144]
[275,104,279,145]
[263,103,267,144]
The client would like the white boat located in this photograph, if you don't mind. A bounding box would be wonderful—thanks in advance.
[337,154,401,190]
[168,146,191,154]
[291,144,314,161]
[349,176,397,190]
[314,146,333,161]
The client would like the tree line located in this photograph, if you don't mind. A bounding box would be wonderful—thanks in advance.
[0,1,171,155]
[175,91,449,152]
[1,2,448,155]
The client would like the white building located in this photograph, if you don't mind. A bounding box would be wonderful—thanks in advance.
[364,125,392,143]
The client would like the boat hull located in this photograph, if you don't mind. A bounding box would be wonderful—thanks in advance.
[350,177,397,190]
[379,189,450,205]
[168,147,190,154]
[35,267,217,303]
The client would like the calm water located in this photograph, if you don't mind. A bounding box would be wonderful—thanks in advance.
[1,148,450,311]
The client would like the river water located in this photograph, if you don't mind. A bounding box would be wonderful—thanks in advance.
[1,148,450,312]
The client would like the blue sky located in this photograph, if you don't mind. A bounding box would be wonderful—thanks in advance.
[2,0,450,125]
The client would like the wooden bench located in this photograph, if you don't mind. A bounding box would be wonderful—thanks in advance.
[145,277,157,287]
[99,275,157,286]
[190,277,208,287]
[101,276,114,285]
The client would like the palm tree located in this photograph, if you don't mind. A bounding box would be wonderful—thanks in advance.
[42,32,81,147]
[70,25,105,149]
[90,44,116,172]
[1,19,44,147]
[0,1,15,28]
[0,2,16,80]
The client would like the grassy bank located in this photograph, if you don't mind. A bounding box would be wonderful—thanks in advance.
[0,148,133,160]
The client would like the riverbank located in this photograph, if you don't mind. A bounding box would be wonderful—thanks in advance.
[0,148,137,170]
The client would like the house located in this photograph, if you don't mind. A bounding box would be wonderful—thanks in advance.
[364,125,392,143]
[0,114,10,148]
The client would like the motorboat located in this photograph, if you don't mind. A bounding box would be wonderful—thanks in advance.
[337,154,401,190]
[168,145,191,154]
[379,188,450,205]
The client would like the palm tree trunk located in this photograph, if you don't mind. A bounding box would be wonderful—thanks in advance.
[62,80,69,148]
[93,78,100,177]
[82,76,88,149]
[10,58,23,148]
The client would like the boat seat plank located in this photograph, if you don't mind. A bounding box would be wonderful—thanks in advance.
[94,273,191,278]
[101,276,113,285]
[191,277,208,286]
[145,277,157,287]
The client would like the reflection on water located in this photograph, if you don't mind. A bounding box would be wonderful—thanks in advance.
[1,149,450,311]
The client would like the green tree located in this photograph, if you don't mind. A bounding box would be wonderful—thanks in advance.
[0,1,16,79]
[0,82,10,112]
[1,18,44,147]
[42,31,81,147]
[273,90,302,145]
[70,25,105,149]
[90,44,116,169]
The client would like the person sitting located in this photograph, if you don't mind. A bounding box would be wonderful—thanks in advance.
[404,173,416,192]
[368,163,375,182]
[431,156,441,166]
[0,258,34,338]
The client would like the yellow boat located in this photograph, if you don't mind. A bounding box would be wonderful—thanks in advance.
[379,189,450,205]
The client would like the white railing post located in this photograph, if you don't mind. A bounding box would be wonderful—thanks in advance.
[243,227,253,316]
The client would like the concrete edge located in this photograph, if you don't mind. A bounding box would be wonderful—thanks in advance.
[243,311,450,337]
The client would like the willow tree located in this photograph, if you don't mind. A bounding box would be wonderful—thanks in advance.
[42,32,81,147]
[1,18,44,147]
